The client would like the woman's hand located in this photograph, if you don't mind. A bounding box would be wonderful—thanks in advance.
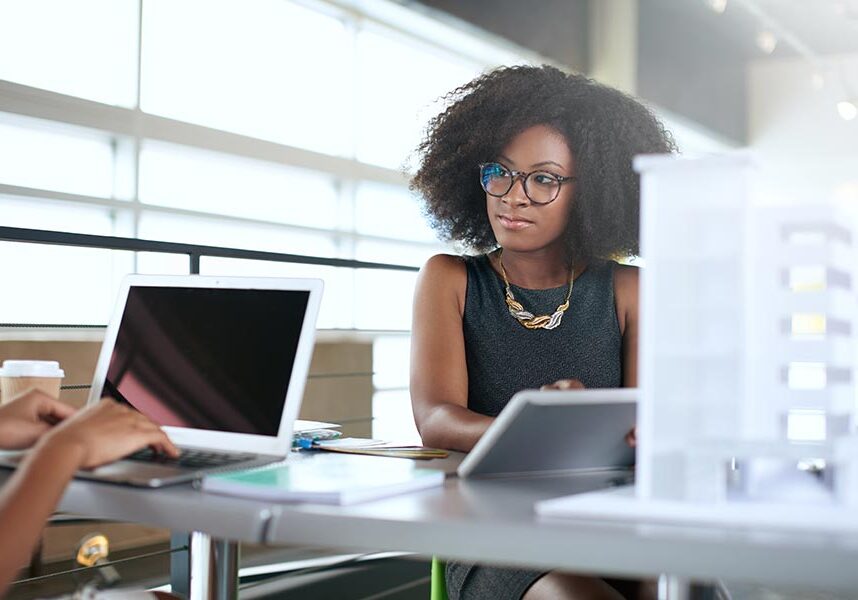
[39,400,179,469]
[625,426,637,448]
[0,390,76,450]
[540,378,585,391]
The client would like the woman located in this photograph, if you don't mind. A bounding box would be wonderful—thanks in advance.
[409,65,675,599]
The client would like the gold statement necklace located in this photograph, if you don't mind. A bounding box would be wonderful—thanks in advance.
[497,250,574,330]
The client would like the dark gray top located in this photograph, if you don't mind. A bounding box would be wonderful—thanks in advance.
[462,254,623,417]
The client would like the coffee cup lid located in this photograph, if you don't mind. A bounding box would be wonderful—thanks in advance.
[0,360,65,378]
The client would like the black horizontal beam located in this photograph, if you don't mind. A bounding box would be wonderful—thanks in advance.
[0,227,420,273]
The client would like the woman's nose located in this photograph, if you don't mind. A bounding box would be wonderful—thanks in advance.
[502,176,530,207]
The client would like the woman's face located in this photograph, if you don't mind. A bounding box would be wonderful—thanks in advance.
[485,124,576,255]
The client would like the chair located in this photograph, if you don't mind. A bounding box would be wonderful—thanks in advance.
[430,557,448,600]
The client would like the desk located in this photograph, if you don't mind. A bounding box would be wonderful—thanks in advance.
[265,459,858,595]
[5,454,858,600]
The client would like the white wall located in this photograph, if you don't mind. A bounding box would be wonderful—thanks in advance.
[749,54,858,157]
[748,54,858,205]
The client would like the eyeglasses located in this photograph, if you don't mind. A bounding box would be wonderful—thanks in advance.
[479,162,576,205]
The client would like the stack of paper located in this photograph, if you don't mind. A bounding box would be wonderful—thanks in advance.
[314,438,449,460]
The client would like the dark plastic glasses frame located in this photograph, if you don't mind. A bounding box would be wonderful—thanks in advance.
[479,162,576,205]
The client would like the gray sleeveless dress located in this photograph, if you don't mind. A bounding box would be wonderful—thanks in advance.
[446,254,624,600]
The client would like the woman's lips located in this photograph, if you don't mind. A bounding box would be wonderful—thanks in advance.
[497,215,534,230]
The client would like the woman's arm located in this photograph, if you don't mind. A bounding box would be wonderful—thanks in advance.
[614,264,640,446]
[0,396,178,594]
[613,264,640,388]
[410,254,494,452]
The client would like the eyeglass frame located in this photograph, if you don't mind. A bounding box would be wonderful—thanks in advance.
[478,161,577,205]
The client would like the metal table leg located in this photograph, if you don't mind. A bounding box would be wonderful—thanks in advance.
[189,532,240,600]
[214,539,240,600]
[659,574,691,600]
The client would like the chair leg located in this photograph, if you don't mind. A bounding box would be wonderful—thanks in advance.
[430,557,448,600]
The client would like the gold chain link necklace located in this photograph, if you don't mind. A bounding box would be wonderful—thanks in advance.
[497,250,574,330]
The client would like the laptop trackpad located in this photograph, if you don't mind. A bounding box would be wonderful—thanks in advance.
[81,460,191,487]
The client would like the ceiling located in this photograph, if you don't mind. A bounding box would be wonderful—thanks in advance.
[745,0,858,57]
[410,0,858,145]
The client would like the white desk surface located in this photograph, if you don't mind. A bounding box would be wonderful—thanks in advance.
[4,453,858,590]
[264,455,858,591]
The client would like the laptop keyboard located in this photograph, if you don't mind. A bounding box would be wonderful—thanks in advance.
[124,448,256,470]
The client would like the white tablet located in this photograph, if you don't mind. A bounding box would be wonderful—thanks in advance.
[457,388,637,479]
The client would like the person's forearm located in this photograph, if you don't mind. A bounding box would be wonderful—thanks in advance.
[418,403,494,452]
[0,437,84,594]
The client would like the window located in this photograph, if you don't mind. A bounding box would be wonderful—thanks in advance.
[0,0,138,106]
[354,269,418,331]
[0,196,126,235]
[0,0,540,453]
[200,258,354,330]
[140,142,340,229]
[138,212,338,257]
[0,243,132,325]
[0,115,115,198]
[354,181,437,243]
[372,335,420,443]
[141,0,352,156]
[355,27,483,169]
[0,0,520,331]
[0,198,131,324]
[354,239,442,268]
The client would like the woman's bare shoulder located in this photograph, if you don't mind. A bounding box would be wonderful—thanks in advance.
[613,262,640,290]
[423,253,466,272]
[420,254,468,284]
[416,254,468,311]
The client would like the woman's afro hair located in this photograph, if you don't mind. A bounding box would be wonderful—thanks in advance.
[410,64,677,261]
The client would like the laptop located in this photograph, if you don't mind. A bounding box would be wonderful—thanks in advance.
[0,275,322,487]
[457,388,637,479]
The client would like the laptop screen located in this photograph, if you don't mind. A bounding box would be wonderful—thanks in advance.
[101,286,310,436]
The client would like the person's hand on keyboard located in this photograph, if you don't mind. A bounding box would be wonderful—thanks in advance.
[39,399,179,469]
[0,390,76,450]
[0,398,178,595]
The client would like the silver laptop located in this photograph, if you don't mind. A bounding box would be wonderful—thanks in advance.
[457,388,637,479]
[0,275,322,487]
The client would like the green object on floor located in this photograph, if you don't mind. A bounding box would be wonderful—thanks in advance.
[431,557,448,600]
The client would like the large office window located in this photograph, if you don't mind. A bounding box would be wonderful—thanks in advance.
[354,26,482,169]
[0,0,139,107]
[139,142,341,230]
[0,0,531,328]
[141,0,353,157]
[0,0,534,439]
[0,116,115,198]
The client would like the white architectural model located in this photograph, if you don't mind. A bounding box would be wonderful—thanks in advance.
[537,154,858,530]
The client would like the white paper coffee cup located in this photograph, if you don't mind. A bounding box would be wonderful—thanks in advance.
[0,360,65,404]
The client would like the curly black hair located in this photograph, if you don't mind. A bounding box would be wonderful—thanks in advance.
[410,64,677,261]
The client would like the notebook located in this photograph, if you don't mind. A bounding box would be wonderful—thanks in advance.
[201,453,445,505]
[0,275,323,487]
[457,388,637,479]
[306,438,449,459]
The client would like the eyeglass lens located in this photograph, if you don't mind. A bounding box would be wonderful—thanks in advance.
[480,163,561,204]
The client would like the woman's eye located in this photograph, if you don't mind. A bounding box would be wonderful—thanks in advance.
[532,173,557,186]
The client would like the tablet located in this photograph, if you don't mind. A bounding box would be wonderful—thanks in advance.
[457,388,637,479]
